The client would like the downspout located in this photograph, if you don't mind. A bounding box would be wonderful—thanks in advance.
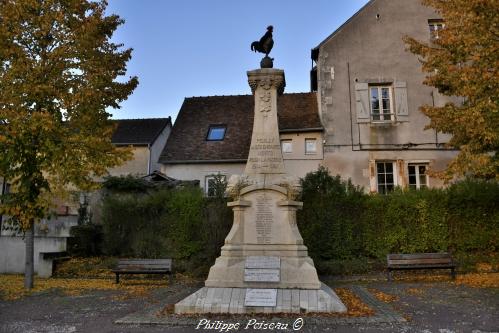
[0,179,6,235]
[431,90,439,146]
[147,143,151,174]
[347,62,354,150]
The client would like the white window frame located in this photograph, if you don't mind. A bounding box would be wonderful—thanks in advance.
[375,161,397,194]
[304,138,317,155]
[281,139,293,154]
[408,163,429,189]
[369,85,394,122]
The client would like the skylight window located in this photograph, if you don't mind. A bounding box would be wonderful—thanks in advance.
[207,125,226,141]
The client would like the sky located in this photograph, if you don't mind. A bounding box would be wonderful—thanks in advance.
[105,0,370,121]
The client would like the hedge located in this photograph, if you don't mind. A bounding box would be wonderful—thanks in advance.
[93,170,498,276]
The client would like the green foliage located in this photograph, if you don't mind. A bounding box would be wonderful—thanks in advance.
[68,224,103,257]
[298,167,499,274]
[102,175,154,193]
[298,166,365,260]
[101,186,233,274]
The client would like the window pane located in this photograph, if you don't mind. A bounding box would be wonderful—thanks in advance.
[408,165,415,175]
[377,174,385,184]
[386,174,394,184]
[377,163,385,173]
[385,163,393,173]
[382,98,391,112]
[409,174,416,185]
[419,165,426,175]
[381,88,389,99]
[281,140,292,153]
[371,88,379,112]
[207,178,215,196]
[207,126,226,140]
[305,139,317,154]
[419,175,427,186]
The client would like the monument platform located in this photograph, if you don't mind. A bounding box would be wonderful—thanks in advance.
[174,283,346,314]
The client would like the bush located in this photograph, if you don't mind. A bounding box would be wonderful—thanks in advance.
[100,184,233,275]
[298,167,499,274]
[298,166,364,260]
[68,224,103,257]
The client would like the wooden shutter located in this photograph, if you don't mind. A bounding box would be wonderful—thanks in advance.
[354,82,370,123]
[394,81,409,122]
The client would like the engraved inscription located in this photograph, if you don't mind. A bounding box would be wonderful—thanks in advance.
[244,269,280,282]
[246,135,284,173]
[255,194,273,244]
[244,289,278,307]
[245,256,280,269]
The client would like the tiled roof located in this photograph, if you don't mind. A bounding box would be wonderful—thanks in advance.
[159,93,321,164]
[112,118,171,145]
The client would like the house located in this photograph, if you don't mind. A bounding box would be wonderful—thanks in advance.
[159,93,324,194]
[310,0,459,193]
[109,118,172,176]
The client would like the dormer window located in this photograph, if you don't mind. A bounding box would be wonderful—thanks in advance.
[207,125,226,141]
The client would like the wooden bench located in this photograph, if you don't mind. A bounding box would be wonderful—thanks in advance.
[386,253,456,281]
[112,259,173,284]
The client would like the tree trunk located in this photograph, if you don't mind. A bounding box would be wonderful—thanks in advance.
[24,221,34,289]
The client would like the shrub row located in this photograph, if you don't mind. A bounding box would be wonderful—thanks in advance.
[98,185,232,275]
[72,169,499,276]
[297,167,499,273]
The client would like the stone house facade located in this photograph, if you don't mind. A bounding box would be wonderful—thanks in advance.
[311,0,459,193]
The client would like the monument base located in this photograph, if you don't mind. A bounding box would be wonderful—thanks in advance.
[174,283,347,314]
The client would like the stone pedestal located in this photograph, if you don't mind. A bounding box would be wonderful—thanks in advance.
[174,68,346,314]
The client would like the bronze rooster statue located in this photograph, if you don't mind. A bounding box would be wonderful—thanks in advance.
[251,25,274,56]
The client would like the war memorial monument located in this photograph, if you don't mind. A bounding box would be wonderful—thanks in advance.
[174,27,347,314]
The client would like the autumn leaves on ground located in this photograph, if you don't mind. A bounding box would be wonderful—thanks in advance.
[0,258,498,318]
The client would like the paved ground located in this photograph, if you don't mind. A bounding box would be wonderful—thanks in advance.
[0,278,498,333]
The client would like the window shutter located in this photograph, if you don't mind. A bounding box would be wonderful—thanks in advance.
[394,81,409,121]
[354,83,370,123]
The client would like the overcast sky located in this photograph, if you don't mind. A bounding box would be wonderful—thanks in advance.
[106,0,370,121]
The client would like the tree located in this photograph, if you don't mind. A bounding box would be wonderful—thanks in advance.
[0,0,138,289]
[404,0,499,180]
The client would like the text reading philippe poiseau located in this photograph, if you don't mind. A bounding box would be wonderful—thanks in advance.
[194,318,305,332]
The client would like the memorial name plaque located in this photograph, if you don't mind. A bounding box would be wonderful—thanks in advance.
[245,256,280,269]
[244,289,278,307]
[255,194,273,244]
[244,269,280,282]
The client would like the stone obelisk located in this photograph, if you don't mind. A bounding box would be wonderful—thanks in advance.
[174,68,346,314]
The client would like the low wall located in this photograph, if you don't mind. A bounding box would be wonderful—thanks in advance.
[0,236,67,276]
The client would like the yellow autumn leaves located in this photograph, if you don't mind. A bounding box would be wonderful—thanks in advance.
[0,275,166,301]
